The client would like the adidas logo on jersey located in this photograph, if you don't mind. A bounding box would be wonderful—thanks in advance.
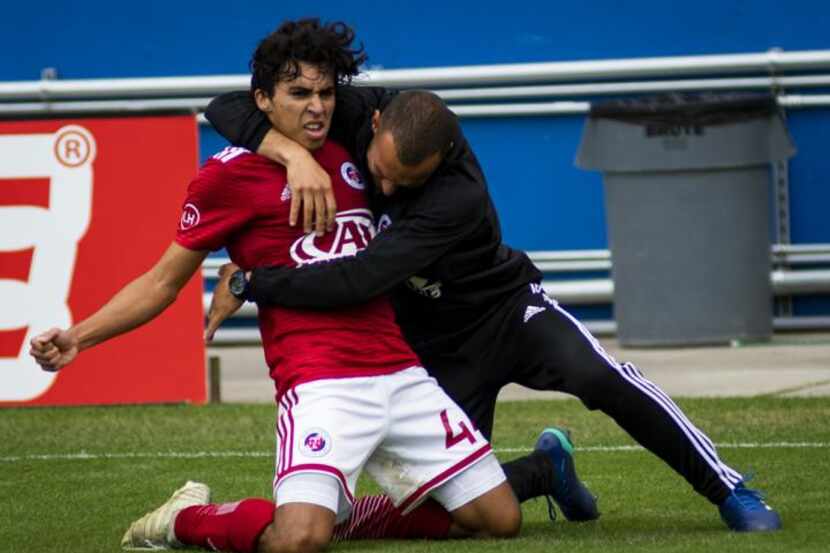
[523,305,546,323]
[212,146,250,164]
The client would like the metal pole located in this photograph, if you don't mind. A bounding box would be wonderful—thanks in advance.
[208,356,221,404]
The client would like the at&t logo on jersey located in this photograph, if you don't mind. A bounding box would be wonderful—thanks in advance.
[302,428,332,457]
[290,208,376,266]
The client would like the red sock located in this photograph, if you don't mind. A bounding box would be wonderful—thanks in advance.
[174,498,274,553]
[333,496,452,540]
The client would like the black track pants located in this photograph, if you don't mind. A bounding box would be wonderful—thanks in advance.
[419,284,742,505]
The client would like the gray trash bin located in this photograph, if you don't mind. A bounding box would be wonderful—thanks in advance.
[576,93,796,347]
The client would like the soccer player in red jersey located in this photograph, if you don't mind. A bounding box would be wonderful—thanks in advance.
[202,19,780,540]
[29,19,520,553]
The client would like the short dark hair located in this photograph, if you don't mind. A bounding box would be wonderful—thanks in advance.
[250,18,367,96]
[379,90,459,166]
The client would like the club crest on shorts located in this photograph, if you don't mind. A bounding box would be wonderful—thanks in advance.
[302,428,332,457]
[340,162,365,190]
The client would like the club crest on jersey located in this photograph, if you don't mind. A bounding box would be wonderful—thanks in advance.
[340,162,365,190]
[290,208,376,265]
[302,428,331,457]
[180,203,201,230]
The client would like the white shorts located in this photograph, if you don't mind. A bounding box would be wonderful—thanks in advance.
[272,366,505,521]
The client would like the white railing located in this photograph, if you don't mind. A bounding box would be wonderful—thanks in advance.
[357,49,830,87]
[4,49,830,119]
[202,271,830,314]
[201,244,830,325]
[202,244,830,274]
[4,48,830,100]
[209,315,830,344]
[526,244,830,273]
[204,244,830,344]
[4,50,829,340]
[8,95,829,121]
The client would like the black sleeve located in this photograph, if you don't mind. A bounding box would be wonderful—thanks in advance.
[249,179,486,309]
[204,91,271,152]
[204,86,397,154]
[328,85,396,149]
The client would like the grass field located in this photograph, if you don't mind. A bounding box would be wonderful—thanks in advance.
[2,397,829,553]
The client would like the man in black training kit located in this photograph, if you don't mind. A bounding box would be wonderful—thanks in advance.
[205,36,780,532]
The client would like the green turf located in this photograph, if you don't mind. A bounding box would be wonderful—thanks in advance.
[2,397,828,552]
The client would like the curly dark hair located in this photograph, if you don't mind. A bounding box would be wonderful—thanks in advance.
[250,18,367,96]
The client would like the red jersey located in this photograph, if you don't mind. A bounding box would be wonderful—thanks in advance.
[175,142,420,396]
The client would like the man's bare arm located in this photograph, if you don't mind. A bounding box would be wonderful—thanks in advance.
[29,243,208,370]
[259,129,337,236]
[204,262,245,342]
[205,92,336,236]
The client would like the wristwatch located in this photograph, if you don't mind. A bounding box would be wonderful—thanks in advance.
[228,269,250,301]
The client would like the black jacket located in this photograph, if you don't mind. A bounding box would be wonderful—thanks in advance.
[205,86,541,354]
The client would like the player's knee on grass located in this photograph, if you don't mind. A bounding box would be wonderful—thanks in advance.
[449,482,521,538]
[258,503,335,553]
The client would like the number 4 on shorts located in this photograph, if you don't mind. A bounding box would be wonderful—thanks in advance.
[440,409,476,448]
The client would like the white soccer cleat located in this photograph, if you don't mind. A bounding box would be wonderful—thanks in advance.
[121,481,211,550]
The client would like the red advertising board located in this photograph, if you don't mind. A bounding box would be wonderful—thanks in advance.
[0,116,206,406]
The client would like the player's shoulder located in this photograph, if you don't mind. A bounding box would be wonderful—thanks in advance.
[414,163,487,225]
[210,142,351,168]
[432,163,486,203]
[198,146,252,174]
[211,146,253,164]
[203,146,285,180]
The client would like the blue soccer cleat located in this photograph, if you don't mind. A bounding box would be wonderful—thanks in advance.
[535,427,599,522]
[718,481,782,532]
